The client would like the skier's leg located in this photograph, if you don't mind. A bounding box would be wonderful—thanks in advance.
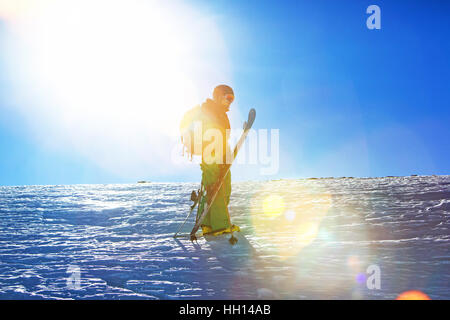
[199,163,232,232]
[224,169,231,206]
[209,165,232,231]
[209,185,231,232]
[199,163,217,228]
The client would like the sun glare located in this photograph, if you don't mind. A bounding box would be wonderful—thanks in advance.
[263,194,285,218]
[1,0,231,177]
[7,0,196,134]
[250,181,333,260]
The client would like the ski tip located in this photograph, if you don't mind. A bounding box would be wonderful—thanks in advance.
[246,108,256,129]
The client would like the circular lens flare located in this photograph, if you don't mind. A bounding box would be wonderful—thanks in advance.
[396,290,431,300]
[263,194,285,218]
[284,210,296,221]
[250,181,333,261]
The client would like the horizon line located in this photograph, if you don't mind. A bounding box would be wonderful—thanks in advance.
[1,173,449,188]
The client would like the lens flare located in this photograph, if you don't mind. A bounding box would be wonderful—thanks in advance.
[284,210,296,221]
[245,180,375,298]
[396,290,431,300]
[263,194,285,218]
[250,180,332,260]
[347,255,361,270]
[356,273,366,284]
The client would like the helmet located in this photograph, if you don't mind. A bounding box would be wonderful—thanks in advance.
[213,84,234,101]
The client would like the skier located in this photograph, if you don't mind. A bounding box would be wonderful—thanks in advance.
[181,85,240,236]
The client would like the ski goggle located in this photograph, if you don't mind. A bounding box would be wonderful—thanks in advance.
[224,93,234,103]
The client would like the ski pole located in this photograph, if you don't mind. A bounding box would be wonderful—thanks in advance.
[173,183,203,238]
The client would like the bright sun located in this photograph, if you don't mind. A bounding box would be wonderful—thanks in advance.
[1,0,231,177]
[6,0,198,134]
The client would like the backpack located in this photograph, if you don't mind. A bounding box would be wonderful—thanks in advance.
[180,105,204,158]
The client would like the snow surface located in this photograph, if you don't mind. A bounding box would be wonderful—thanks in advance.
[0,175,449,299]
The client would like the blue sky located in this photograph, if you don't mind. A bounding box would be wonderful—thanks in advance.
[0,0,449,186]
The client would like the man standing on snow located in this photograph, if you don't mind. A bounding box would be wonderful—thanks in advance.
[195,85,239,235]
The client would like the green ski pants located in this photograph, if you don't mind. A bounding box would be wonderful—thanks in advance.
[197,163,231,232]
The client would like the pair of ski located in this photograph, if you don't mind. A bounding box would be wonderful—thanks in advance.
[173,108,256,243]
